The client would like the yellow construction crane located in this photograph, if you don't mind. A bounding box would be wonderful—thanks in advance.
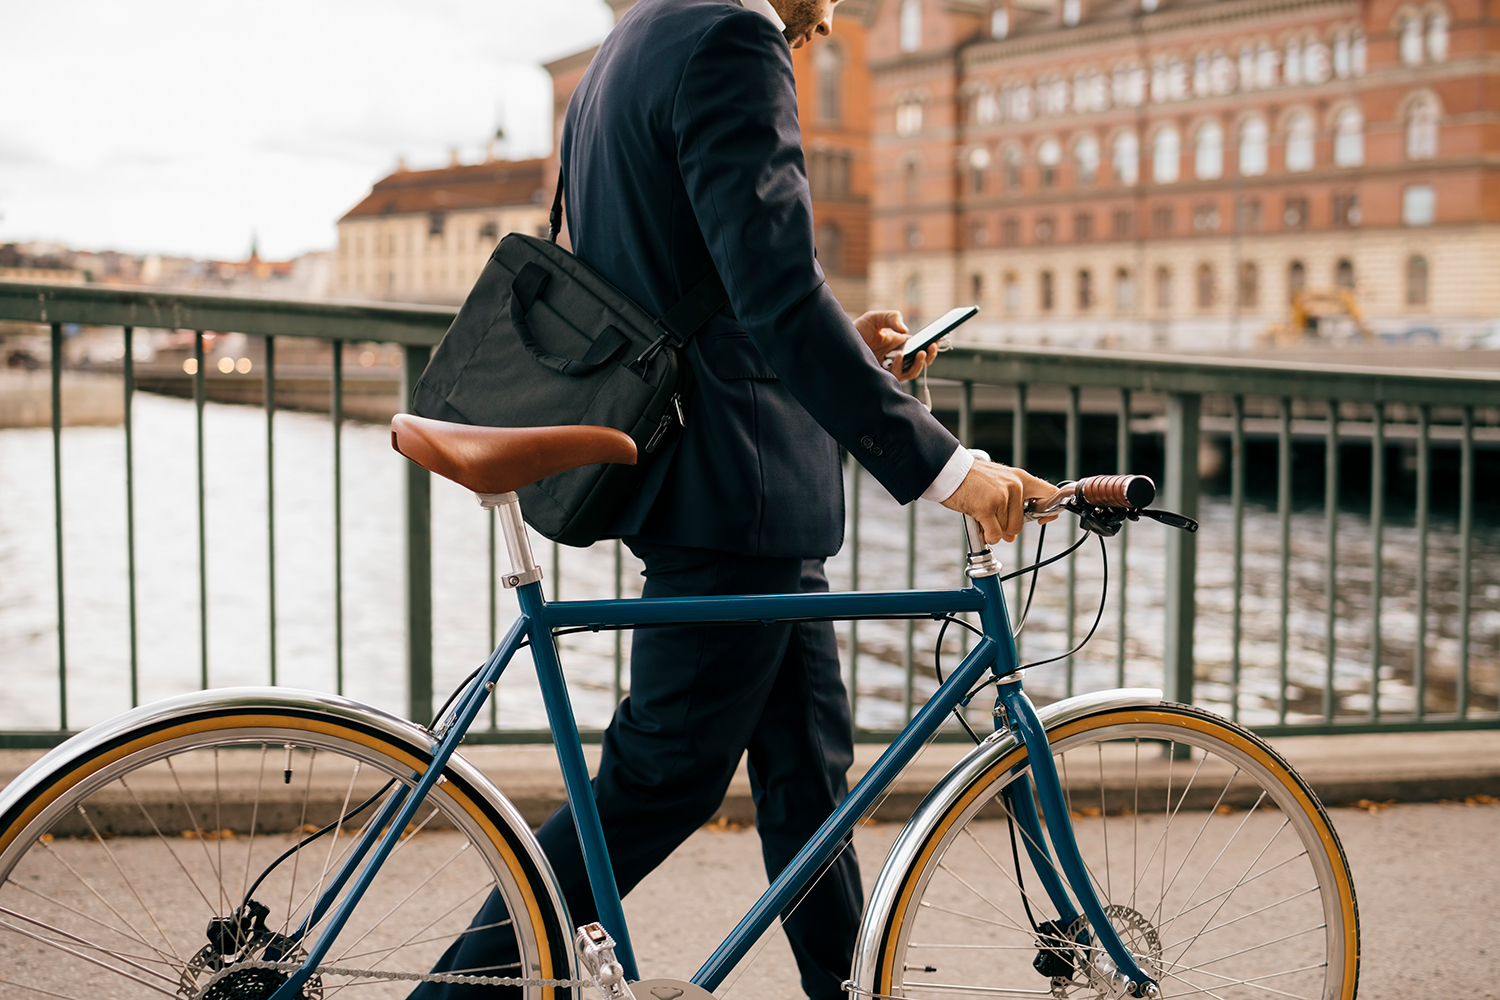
[1262,288,1372,346]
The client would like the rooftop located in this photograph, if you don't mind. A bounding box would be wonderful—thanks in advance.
[340,158,548,221]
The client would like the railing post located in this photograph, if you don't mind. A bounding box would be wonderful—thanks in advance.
[403,345,433,724]
[1163,393,1200,709]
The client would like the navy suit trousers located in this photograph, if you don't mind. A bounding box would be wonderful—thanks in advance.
[412,542,862,1000]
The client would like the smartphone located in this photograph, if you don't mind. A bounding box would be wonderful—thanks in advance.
[886,305,979,372]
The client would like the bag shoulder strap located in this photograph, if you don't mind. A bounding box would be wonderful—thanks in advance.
[546,169,727,348]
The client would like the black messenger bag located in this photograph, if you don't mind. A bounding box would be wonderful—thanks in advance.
[409,185,727,547]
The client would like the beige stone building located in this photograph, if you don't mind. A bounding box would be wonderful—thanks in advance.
[868,0,1500,349]
[333,156,550,305]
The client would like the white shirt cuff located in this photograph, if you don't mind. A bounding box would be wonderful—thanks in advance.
[920,446,974,503]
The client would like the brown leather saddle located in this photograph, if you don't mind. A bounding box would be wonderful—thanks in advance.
[390,414,637,496]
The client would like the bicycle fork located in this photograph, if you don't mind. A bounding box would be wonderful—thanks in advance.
[965,511,1159,999]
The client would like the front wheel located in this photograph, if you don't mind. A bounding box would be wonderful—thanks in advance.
[866,703,1358,999]
[0,689,576,999]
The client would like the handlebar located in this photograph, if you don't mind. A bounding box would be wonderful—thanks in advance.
[1024,474,1156,520]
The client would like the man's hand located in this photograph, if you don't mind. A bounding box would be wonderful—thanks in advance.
[854,310,937,382]
[941,458,1058,544]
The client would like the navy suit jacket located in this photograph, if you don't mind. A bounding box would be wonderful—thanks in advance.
[565,0,960,558]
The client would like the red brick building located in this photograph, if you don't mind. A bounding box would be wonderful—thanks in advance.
[868,0,1499,347]
[546,0,877,311]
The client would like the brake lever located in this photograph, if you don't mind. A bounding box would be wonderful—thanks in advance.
[1133,508,1199,533]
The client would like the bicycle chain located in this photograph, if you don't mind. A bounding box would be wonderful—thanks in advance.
[193,958,592,997]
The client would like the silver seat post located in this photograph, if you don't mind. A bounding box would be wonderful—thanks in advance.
[477,491,544,588]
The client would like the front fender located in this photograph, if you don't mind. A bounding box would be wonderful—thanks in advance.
[849,687,1163,995]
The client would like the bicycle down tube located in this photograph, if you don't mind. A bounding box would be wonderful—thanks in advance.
[272,538,1159,1000]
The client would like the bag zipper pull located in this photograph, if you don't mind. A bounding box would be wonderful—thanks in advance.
[644,393,686,455]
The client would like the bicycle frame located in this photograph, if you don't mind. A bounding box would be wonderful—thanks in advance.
[270,501,1158,1000]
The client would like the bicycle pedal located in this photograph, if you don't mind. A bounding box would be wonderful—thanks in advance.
[575,923,635,1000]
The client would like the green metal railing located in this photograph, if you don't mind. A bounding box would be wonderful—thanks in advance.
[1,279,1496,746]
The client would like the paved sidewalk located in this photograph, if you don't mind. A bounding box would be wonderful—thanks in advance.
[3,727,1497,829]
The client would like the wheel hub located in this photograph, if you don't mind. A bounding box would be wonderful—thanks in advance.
[1045,905,1161,999]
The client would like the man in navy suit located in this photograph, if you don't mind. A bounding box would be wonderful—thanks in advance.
[414,1,1053,996]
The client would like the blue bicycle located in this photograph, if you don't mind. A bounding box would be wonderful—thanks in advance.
[0,416,1358,1000]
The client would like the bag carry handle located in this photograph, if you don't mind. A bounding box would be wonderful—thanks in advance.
[511,262,629,377]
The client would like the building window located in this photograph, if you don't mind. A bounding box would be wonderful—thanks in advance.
[1035,215,1055,242]
[969,147,992,195]
[903,160,920,204]
[1073,212,1094,241]
[1194,121,1224,180]
[1238,117,1268,177]
[1004,271,1021,313]
[1333,107,1364,167]
[1407,254,1429,305]
[1196,263,1215,309]
[1112,209,1134,239]
[1151,206,1174,236]
[1285,112,1315,172]
[1335,258,1355,289]
[1283,196,1309,230]
[1403,184,1436,225]
[1192,202,1221,232]
[428,212,446,237]
[1154,266,1172,309]
[1115,267,1135,311]
[1076,268,1093,309]
[971,273,984,302]
[1063,0,1082,26]
[1001,216,1020,245]
[1074,134,1100,186]
[992,4,1009,38]
[971,221,991,246]
[1112,131,1139,185]
[1152,126,1179,183]
[1400,13,1424,66]
[1038,139,1061,187]
[1239,197,1263,231]
[1238,261,1259,308]
[817,221,843,273]
[478,221,499,242]
[900,0,923,52]
[1004,146,1024,190]
[1288,260,1307,301]
[896,101,924,136]
[1406,96,1439,159]
[905,223,923,247]
[1040,270,1055,311]
[904,273,923,315]
[809,149,851,197]
[1333,192,1361,227]
[1427,10,1450,62]
[816,43,842,123]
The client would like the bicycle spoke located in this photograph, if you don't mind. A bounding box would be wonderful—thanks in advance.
[1163,790,1268,930]
[1097,743,1110,901]
[1165,850,1308,929]
[37,821,180,966]
[328,836,475,961]
[1149,763,1243,930]
[1161,922,1325,976]
[119,774,220,917]
[72,803,184,965]
[241,742,269,904]
[916,897,1034,936]
[0,916,181,998]
[1165,818,1294,969]
[4,877,182,965]
[165,756,226,898]
[0,904,182,985]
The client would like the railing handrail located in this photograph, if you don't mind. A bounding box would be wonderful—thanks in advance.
[0,279,455,346]
[934,344,1500,407]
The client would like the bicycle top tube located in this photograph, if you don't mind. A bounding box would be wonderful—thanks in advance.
[540,586,988,630]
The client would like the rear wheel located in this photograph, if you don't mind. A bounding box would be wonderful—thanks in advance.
[0,702,574,999]
[871,704,1359,999]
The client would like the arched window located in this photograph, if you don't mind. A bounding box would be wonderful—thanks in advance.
[1063,0,1082,26]
[1152,126,1179,183]
[1407,96,1439,159]
[1285,112,1315,172]
[1003,271,1020,313]
[1196,263,1215,309]
[1074,134,1100,186]
[1238,117,1268,176]
[895,100,923,136]
[1400,13,1424,65]
[1195,121,1224,180]
[1288,260,1307,302]
[991,4,1009,38]
[1334,107,1364,167]
[1037,138,1062,187]
[903,159,920,204]
[968,147,991,194]
[1040,270,1055,311]
[1077,268,1093,309]
[1112,131,1139,186]
[815,43,842,123]
[971,273,984,301]
[1406,254,1429,305]
[904,272,923,320]
[1238,261,1259,308]
[1115,267,1135,311]
[1427,9,1450,62]
[900,0,923,52]
[1335,258,1355,288]
[1154,266,1172,309]
[817,221,843,274]
[1004,146,1024,190]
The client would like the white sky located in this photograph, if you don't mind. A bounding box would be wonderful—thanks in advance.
[0,0,614,262]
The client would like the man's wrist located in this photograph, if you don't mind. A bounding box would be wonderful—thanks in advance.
[919,446,974,503]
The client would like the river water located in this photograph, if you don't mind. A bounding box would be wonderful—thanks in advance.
[1,394,1495,734]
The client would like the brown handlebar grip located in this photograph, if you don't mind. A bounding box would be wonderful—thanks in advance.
[1077,474,1155,509]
